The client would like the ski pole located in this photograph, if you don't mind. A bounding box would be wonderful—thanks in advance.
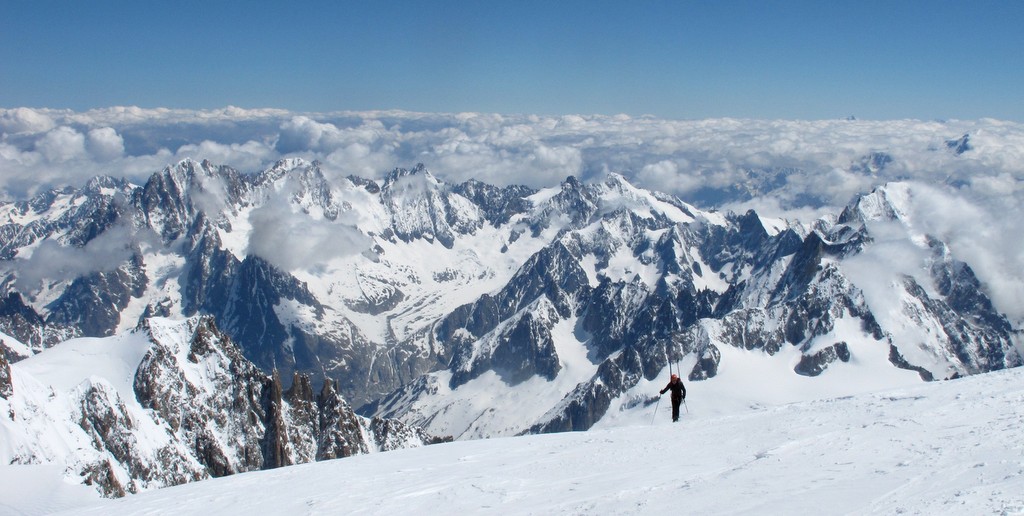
[683,400,689,414]
[650,396,662,425]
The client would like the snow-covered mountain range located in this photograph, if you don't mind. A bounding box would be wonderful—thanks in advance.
[0,157,1021,498]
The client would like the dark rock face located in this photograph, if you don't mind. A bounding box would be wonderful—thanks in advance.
[77,380,203,494]
[0,352,12,399]
[176,216,378,404]
[946,133,972,155]
[179,217,238,317]
[453,179,536,227]
[138,159,247,242]
[134,317,268,477]
[312,379,370,460]
[490,309,562,384]
[46,254,148,337]
[529,348,644,434]
[795,342,851,376]
[0,292,76,352]
[441,241,590,389]
[689,344,721,381]
[261,369,291,469]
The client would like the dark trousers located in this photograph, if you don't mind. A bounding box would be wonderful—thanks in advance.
[671,396,682,422]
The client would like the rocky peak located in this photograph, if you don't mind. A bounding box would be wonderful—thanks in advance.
[926,236,1010,332]
[599,172,633,192]
[287,371,316,403]
[22,185,76,214]
[946,133,972,155]
[138,159,245,241]
[264,157,312,175]
[838,182,912,225]
[528,176,600,235]
[253,159,339,219]
[0,292,48,351]
[82,175,136,196]
[313,378,369,459]
[452,179,535,226]
[262,369,291,469]
[379,164,483,248]
[0,315,445,499]
[346,175,381,194]
[852,152,894,175]
[382,163,434,189]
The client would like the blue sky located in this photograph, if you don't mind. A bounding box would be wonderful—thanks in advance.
[1,0,1022,120]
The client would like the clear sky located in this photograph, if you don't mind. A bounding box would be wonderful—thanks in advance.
[1,0,1022,121]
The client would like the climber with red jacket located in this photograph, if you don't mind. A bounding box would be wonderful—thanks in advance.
[659,373,686,422]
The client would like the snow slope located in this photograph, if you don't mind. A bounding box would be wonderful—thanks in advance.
[17,366,1023,515]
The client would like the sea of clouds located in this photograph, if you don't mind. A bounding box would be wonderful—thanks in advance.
[1,106,1022,325]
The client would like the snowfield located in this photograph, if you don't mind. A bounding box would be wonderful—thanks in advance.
[6,366,1020,515]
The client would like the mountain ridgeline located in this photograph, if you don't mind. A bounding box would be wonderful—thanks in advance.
[1,316,446,498]
[1,158,1020,439]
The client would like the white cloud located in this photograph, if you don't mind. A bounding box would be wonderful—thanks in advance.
[35,126,86,162]
[13,224,155,292]
[0,107,56,134]
[85,127,125,161]
[901,182,1024,325]
[635,159,700,195]
[245,191,371,272]
[175,140,274,173]
[3,108,1022,206]
[968,173,1021,198]
[276,116,336,154]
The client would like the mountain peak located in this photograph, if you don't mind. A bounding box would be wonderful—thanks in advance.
[271,157,313,171]
[82,175,134,194]
[163,158,239,184]
[383,163,436,188]
[561,175,582,190]
[839,182,912,224]
[946,133,972,155]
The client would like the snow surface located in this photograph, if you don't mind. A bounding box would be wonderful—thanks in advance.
[8,366,1017,515]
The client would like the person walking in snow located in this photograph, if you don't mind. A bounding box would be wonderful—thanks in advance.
[659,373,686,422]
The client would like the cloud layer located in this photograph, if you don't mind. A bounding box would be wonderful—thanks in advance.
[2,106,1023,323]
[4,107,1021,203]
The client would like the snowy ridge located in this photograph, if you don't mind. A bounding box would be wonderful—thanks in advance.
[23,366,1024,515]
[0,316,442,499]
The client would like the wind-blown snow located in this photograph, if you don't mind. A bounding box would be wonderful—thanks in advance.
[21,367,1024,516]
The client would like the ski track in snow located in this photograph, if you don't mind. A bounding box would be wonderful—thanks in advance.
[13,367,1022,516]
